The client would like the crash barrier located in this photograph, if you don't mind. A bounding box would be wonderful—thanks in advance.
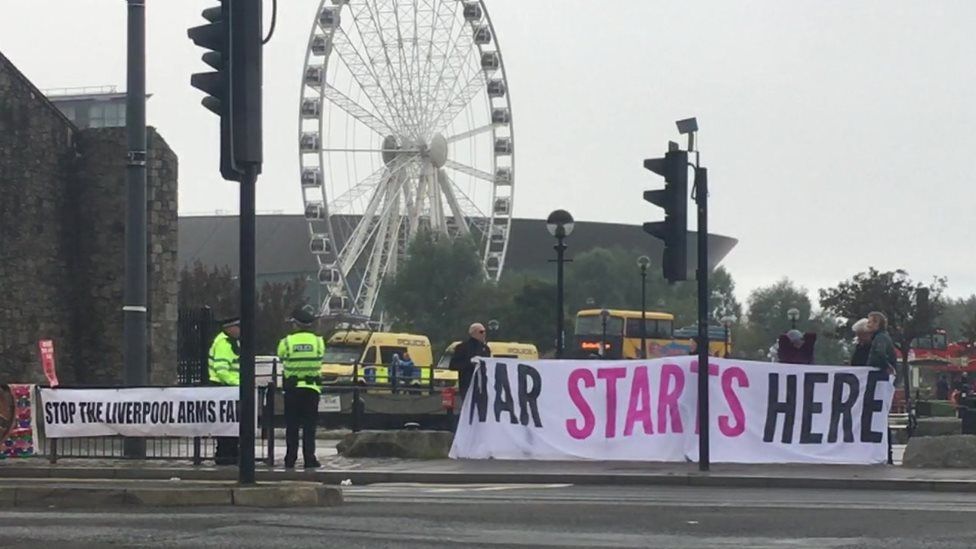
[310,359,456,432]
[35,384,275,465]
[451,357,897,465]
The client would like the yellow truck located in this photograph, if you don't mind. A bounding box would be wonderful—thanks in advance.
[432,341,540,388]
[321,330,434,386]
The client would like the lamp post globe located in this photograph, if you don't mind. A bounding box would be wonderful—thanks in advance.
[787,307,800,329]
[548,209,574,358]
[546,209,575,239]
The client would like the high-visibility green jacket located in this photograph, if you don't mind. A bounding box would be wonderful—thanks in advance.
[208,332,241,386]
[277,331,325,393]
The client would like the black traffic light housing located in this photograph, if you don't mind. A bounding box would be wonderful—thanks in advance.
[188,0,262,182]
[642,147,689,282]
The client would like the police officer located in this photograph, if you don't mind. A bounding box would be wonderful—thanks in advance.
[277,306,325,469]
[208,317,241,465]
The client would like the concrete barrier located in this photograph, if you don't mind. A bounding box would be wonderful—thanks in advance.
[336,430,453,459]
[914,417,961,437]
[903,435,976,468]
[0,480,343,508]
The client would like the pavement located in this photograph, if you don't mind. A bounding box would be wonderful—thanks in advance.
[5,443,976,494]
[4,484,976,547]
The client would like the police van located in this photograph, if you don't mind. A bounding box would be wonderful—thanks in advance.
[320,330,434,386]
[432,341,540,388]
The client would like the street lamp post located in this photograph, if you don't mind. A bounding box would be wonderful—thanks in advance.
[787,307,800,330]
[637,256,650,359]
[720,315,737,358]
[600,308,610,358]
[547,210,574,358]
[487,319,500,340]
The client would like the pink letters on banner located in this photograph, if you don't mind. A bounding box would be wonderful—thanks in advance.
[565,362,751,440]
[624,366,653,436]
[597,368,627,438]
[658,364,684,434]
[719,367,749,437]
[566,369,596,439]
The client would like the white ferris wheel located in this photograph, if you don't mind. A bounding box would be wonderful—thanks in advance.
[298,0,515,319]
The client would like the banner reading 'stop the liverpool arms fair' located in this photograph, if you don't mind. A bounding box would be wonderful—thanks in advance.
[449,357,894,464]
[39,387,242,438]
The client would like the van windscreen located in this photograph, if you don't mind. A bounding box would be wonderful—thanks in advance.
[322,345,363,364]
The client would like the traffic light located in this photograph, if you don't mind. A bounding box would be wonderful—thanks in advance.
[642,148,689,282]
[188,0,262,182]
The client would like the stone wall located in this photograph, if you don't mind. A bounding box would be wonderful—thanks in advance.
[71,127,179,385]
[0,51,178,385]
[0,53,78,384]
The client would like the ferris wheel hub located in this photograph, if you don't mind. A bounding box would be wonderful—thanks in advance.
[427,133,448,169]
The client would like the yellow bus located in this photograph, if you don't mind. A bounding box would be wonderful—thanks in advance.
[573,310,731,359]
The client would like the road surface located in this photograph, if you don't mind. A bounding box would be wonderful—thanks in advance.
[1,483,970,548]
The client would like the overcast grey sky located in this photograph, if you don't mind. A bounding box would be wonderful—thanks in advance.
[3,1,974,305]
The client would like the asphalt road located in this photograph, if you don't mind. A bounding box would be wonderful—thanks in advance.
[2,483,974,548]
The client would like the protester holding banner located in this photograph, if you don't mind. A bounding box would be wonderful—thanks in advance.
[867,311,897,377]
[850,318,872,366]
[208,317,241,465]
[277,306,325,469]
[777,330,816,364]
[449,323,492,430]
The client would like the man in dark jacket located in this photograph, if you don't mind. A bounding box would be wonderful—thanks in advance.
[449,322,492,404]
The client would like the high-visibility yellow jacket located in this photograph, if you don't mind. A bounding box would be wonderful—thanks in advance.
[277,332,325,393]
[208,332,241,386]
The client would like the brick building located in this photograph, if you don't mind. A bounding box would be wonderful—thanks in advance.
[0,51,178,385]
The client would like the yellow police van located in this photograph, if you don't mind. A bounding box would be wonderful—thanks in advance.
[432,341,540,388]
[321,331,434,386]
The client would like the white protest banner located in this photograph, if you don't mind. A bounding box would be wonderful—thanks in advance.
[450,357,895,465]
[39,387,245,438]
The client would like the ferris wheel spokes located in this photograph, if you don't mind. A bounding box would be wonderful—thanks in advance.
[446,124,494,144]
[444,159,494,183]
[338,156,418,271]
[437,167,471,237]
[320,83,394,137]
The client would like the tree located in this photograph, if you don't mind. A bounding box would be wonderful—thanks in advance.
[383,230,489,351]
[255,277,308,355]
[960,309,976,343]
[179,261,309,354]
[178,260,237,318]
[734,279,812,360]
[937,296,976,341]
[492,275,557,355]
[563,246,740,327]
[819,268,947,379]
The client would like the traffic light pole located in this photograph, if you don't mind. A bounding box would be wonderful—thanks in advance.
[239,164,258,485]
[695,167,710,472]
[123,0,148,459]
